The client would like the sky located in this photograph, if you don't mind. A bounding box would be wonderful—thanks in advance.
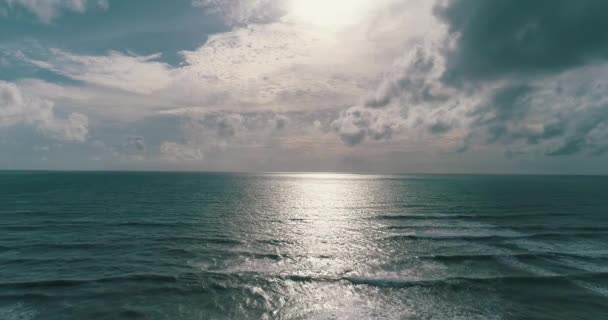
[1,0,608,174]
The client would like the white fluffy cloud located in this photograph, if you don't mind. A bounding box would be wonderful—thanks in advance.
[22,49,173,94]
[0,81,88,142]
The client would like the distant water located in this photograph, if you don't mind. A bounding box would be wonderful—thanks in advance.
[1,172,608,319]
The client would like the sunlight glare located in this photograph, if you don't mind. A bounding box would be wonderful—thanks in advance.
[287,0,372,29]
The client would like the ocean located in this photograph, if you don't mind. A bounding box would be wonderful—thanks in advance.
[1,172,607,319]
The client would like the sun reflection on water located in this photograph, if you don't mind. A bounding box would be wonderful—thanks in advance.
[222,173,412,317]
[213,173,506,318]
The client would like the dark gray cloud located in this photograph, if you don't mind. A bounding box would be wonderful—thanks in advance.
[545,107,608,156]
[471,84,534,144]
[181,112,291,143]
[331,106,401,146]
[125,136,145,152]
[462,81,608,157]
[428,119,453,134]
[273,114,289,130]
[112,135,145,157]
[332,0,608,159]
[364,46,445,109]
[436,0,608,81]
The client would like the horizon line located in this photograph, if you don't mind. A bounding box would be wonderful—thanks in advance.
[1,168,607,177]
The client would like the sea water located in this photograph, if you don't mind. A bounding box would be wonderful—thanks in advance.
[1,172,607,319]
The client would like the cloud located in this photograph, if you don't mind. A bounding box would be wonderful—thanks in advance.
[11,0,450,158]
[458,56,608,157]
[7,0,607,172]
[118,135,145,154]
[363,42,447,109]
[207,113,243,140]
[180,111,289,145]
[328,0,608,160]
[159,111,293,162]
[21,49,173,94]
[331,106,402,146]
[3,0,108,23]
[0,81,88,142]
[17,15,388,117]
[272,114,288,130]
[329,37,466,146]
[175,21,380,110]
[435,0,608,81]
[192,0,284,26]
[160,142,204,161]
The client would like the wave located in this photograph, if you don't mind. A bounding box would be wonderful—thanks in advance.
[2,257,96,265]
[255,239,294,246]
[385,232,608,242]
[0,273,178,289]
[19,242,109,249]
[375,212,575,220]
[340,272,608,288]
[5,269,608,296]
[201,270,608,289]
[0,221,210,231]
[7,236,243,250]
[227,251,287,261]
[385,225,608,232]
[407,252,604,262]
[0,293,54,300]
[0,226,43,231]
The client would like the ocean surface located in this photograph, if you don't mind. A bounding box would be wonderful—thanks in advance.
[1,172,608,319]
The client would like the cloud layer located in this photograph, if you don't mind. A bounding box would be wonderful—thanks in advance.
[2,0,608,172]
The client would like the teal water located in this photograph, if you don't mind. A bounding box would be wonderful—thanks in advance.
[1,172,608,319]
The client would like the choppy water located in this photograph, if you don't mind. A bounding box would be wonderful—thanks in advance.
[1,172,608,319]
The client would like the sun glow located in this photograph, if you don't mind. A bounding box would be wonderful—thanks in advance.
[287,0,372,29]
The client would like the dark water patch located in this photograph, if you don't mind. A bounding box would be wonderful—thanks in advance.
[142,237,244,246]
[1,257,97,265]
[119,309,147,319]
[0,221,198,230]
[254,239,294,246]
[7,242,120,250]
[0,292,54,300]
[0,274,178,289]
